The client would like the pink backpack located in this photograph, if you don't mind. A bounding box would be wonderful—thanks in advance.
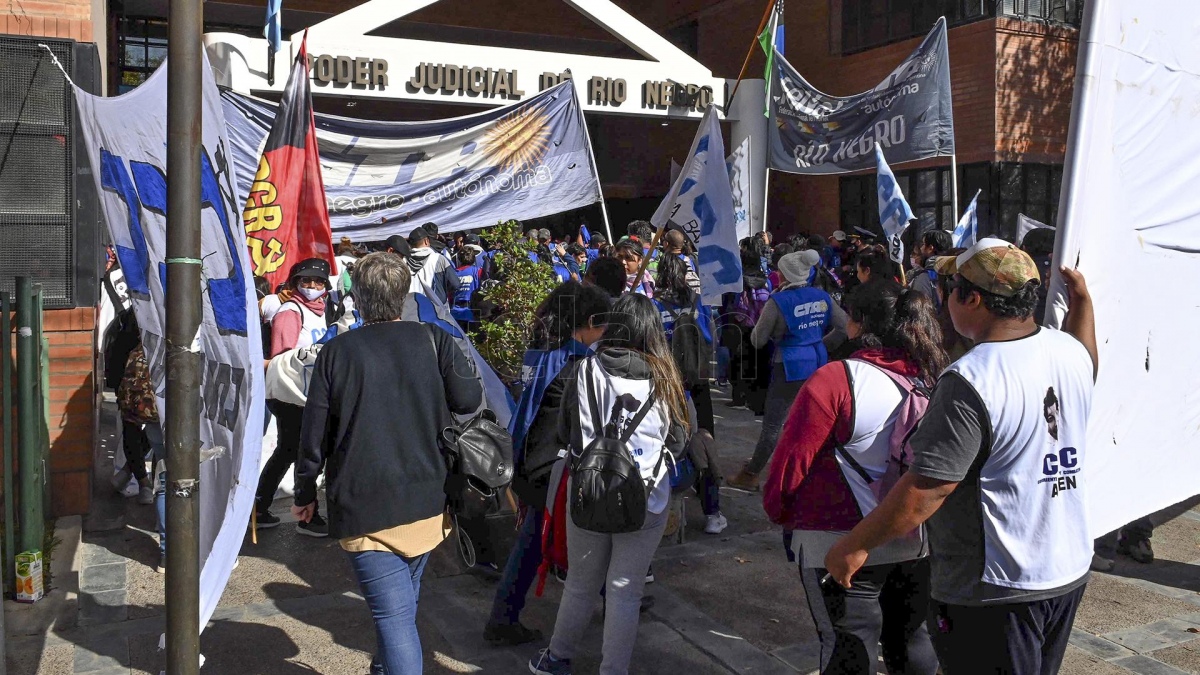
[835,361,932,503]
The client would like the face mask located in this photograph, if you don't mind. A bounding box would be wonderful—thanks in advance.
[298,287,326,302]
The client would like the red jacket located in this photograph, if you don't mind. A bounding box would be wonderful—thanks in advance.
[762,348,923,531]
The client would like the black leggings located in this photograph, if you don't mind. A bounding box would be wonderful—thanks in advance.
[120,420,149,482]
[256,400,320,517]
[801,558,938,675]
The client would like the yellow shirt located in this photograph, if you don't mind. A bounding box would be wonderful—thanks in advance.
[339,513,451,557]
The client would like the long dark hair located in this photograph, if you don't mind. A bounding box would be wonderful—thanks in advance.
[598,294,689,426]
[847,280,949,382]
[531,282,612,350]
[654,254,694,307]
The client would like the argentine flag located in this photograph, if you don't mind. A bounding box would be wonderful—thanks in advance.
[953,189,982,248]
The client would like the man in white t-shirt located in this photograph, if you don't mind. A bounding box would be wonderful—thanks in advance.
[825,239,1098,675]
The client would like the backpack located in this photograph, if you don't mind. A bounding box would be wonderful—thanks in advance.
[834,361,932,504]
[117,345,158,424]
[733,277,770,327]
[665,303,707,389]
[569,360,661,534]
[440,409,516,519]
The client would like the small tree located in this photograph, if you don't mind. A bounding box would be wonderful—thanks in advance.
[473,220,558,383]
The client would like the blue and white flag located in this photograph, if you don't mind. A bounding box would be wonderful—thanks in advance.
[651,106,742,305]
[264,0,282,53]
[727,136,752,242]
[579,223,592,244]
[953,189,982,248]
[223,81,602,239]
[876,143,914,240]
[72,53,263,636]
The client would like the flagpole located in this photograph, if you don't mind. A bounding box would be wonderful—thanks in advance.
[762,168,772,235]
[576,89,614,242]
[951,153,959,224]
[727,0,778,110]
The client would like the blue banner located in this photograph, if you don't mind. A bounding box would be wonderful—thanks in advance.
[222,81,602,239]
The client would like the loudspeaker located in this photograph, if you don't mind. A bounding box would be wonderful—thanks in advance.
[0,35,102,309]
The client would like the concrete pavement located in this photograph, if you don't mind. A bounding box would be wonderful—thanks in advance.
[5,390,1199,674]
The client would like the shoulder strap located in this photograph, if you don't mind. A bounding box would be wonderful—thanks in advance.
[584,358,605,438]
[618,390,657,444]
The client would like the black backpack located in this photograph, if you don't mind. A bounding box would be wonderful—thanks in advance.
[569,360,661,534]
[440,409,515,519]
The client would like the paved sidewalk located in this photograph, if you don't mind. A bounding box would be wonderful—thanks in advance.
[5,390,1199,674]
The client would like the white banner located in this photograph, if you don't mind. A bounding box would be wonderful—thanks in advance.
[73,55,264,629]
[652,107,743,305]
[727,137,752,242]
[1047,0,1200,534]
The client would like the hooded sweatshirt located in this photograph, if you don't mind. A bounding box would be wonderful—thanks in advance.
[763,347,926,533]
[408,246,459,305]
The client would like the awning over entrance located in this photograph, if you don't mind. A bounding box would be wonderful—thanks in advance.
[204,0,724,119]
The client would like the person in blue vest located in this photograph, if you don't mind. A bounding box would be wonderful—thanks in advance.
[484,282,612,647]
[451,248,483,328]
[728,249,846,492]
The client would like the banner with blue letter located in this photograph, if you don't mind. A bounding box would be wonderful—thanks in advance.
[651,106,743,305]
[222,80,602,239]
[72,53,263,632]
[768,17,955,175]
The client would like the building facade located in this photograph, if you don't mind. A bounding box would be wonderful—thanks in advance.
[0,0,1080,515]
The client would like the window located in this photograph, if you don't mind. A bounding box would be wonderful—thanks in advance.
[838,162,1061,242]
[1001,0,1083,24]
[116,17,262,94]
[841,0,991,54]
[839,165,952,236]
[995,162,1062,239]
[839,0,1080,54]
[116,17,167,93]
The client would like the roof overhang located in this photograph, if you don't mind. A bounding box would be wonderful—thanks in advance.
[204,0,724,119]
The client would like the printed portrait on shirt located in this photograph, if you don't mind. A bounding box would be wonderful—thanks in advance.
[1043,387,1060,442]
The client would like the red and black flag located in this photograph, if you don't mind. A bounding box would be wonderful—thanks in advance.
[242,34,335,291]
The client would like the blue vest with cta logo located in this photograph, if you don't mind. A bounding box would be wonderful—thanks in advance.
[772,286,833,382]
[451,265,481,322]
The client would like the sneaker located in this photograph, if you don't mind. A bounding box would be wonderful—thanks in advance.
[645,566,655,584]
[156,555,166,574]
[255,511,280,529]
[137,485,155,506]
[297,513,329,538]
[529,648,571,675]
[726,469,761,493]
[1118,537,1154,564]
[1090,553,1115,572]
[705,513,729,535]
[484,622,543,646]
[110,467,132,493]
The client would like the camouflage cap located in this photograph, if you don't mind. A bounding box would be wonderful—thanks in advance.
[934,237,1040,297]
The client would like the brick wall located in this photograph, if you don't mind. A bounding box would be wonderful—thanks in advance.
[995,17,1078,164]
[0,0,93,42]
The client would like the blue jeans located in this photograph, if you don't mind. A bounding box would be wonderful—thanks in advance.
[489,507,543,626]
[346,549,429,675]
[144,423,166,558]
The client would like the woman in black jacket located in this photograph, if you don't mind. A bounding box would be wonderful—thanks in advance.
[293,252,482,675]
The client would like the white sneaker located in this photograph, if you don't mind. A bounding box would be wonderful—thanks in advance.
[704,513,728,535]
[137,485,155,505]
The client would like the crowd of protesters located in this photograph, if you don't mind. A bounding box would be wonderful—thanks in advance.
[101,212,1137,675]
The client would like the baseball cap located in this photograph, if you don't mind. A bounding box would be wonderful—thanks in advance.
[385,235,412,257]
[408,226,431,247]
[831,230,847,242]
[933,237,1040,297]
